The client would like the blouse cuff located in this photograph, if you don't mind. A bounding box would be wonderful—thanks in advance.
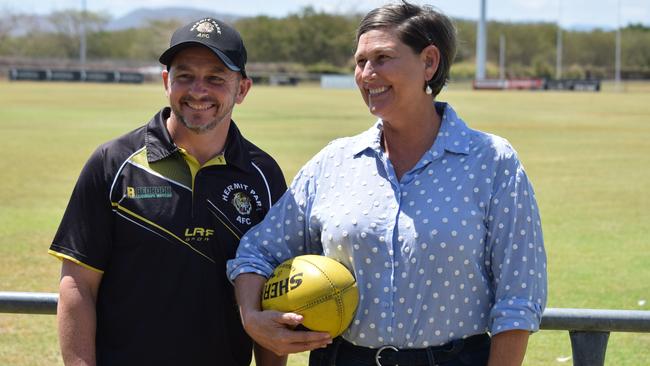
[489,297,543,335]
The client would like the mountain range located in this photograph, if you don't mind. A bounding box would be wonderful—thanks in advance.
[105,7,613,31]
[106,7,242,30]
[7,6,613,34]
[6,7,241,35]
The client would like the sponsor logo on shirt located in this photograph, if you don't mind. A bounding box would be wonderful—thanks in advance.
[126,186,172,199]
[184,227,214,242]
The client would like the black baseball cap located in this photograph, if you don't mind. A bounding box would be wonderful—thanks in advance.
[159,17,247,78]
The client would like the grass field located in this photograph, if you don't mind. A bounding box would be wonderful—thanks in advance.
[0,80,648,365]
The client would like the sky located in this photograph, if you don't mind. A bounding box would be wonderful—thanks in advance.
[1,0,649,29]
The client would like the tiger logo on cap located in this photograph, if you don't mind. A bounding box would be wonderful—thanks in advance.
[191,19,221,38]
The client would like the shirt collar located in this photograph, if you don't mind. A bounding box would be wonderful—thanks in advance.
[352,102,471,157]
[434,102,472,156]
[145,107,251,171]
[145,107,178,162]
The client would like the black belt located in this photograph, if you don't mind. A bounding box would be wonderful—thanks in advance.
[337,333,490,366]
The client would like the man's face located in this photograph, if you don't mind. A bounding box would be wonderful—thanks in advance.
[162,46,250,134]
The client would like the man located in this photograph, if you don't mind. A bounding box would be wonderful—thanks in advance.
[49,17,287,365]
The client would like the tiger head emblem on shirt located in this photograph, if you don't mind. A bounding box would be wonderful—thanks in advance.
[232,192,252,215]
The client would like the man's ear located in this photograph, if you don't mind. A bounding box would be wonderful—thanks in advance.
[421,44,441,81]
[162,69,171,97]
[235,77,253,104]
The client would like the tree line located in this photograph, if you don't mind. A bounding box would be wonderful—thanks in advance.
[1,8,649,79]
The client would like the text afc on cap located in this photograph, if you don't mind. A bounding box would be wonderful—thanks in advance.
[159,17,248,78]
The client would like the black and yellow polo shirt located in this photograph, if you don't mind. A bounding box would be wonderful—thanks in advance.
[49,107,286,366]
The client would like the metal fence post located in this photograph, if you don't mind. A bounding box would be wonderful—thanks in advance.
[0,291,58,314]
[569,330,610,366]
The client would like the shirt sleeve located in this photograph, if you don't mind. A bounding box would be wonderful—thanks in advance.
[227,150,326,280]
[485,145,547,335]
[49,146,114,273]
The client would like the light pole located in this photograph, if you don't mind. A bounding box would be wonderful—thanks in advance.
[80,0,87,69]
[556,0,563,80]
[475,0,487,80]
[615,0,622,91]
[499,34,505,80]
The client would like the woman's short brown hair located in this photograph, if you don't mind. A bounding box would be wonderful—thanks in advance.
[356,1,457,97]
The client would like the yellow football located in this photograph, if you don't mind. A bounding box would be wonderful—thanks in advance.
[261,255,359,337]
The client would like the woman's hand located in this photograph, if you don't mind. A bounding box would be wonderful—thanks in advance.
[243,309,332,355]
[234,273,332,356]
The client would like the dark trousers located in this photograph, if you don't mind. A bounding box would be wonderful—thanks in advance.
[309,334,491,366]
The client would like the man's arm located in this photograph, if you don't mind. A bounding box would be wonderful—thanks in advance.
[253,342,288,366]
[487,330,529,366]
[234,273,331,356]
[57,259,102,366]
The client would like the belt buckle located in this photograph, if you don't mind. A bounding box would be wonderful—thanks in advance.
[375,345,398,366]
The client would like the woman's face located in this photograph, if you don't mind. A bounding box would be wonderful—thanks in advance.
[354,28,430,122]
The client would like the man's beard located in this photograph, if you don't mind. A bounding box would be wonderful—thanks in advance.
[176,111,219,134]
[172,97,234,134]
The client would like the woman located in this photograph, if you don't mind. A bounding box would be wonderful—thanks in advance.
[228,2,547,365]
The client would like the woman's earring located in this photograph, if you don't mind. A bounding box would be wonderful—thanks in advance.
[425,84,433,95]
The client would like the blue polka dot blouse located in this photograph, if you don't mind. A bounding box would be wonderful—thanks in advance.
[228,102,547,348]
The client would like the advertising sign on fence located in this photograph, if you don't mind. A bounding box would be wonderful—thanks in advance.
[473,78,600,92]
[9,68,145,84]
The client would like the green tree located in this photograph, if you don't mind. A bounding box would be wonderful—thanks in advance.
[0,12,18,53]
[236,16,297,63]
[1,8,649,78]
[454,20,476,63]
[563,29,614,75]
[129,19,183,61]
[47,9,110,59]
[621,27,650,74]
[288,7,359,67]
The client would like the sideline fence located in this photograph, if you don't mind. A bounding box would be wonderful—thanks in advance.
[1,291,649,366]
